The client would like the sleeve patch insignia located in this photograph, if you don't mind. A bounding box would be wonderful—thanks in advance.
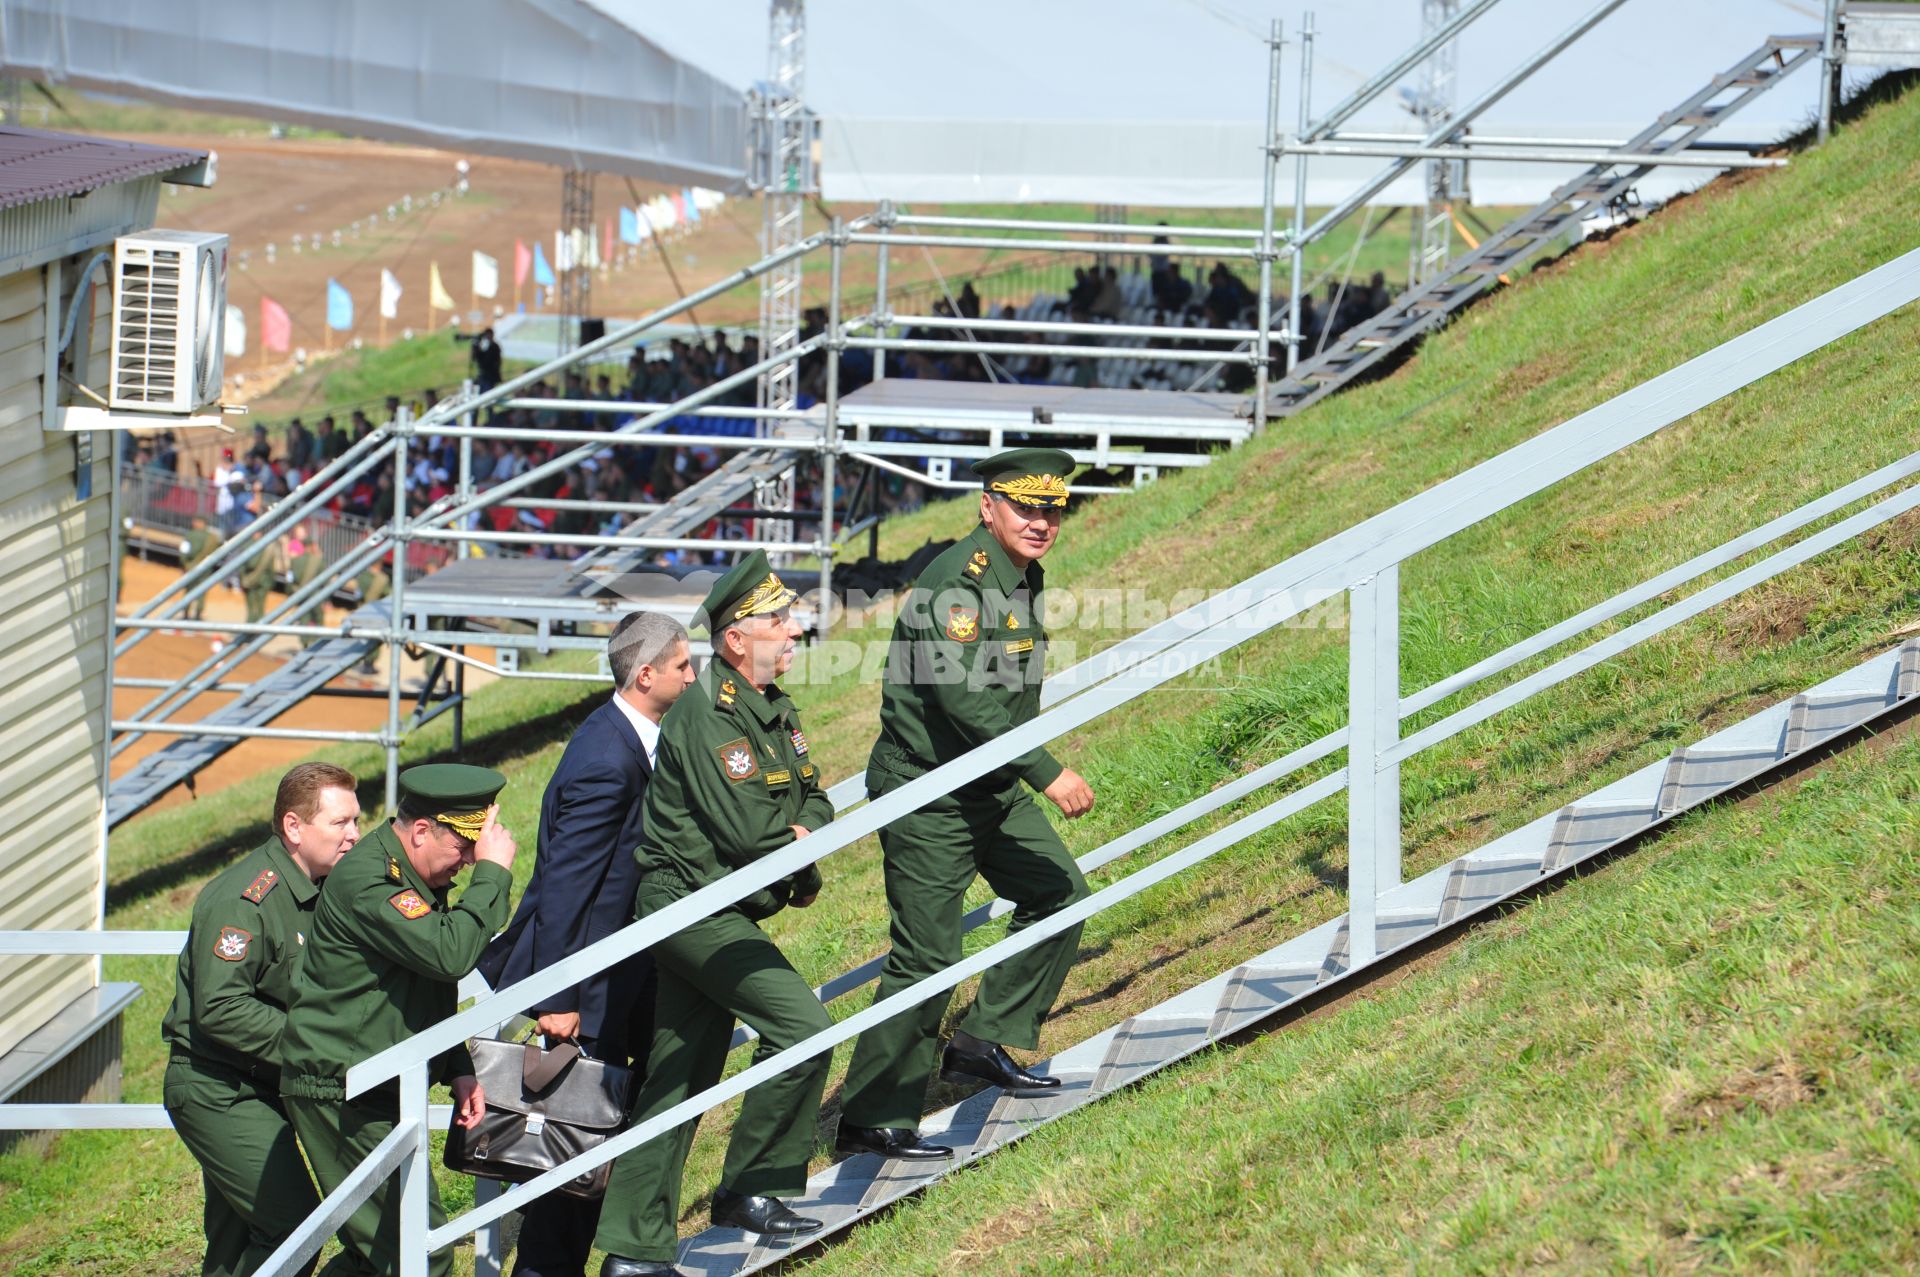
[389,889,433,919]
[240,869,279,903]
[716,737,759,782]
[946,607,980,643]
[790,728,810,756]
[214,926,252,962]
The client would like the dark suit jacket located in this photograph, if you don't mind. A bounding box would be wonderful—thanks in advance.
[479,698,655,1058]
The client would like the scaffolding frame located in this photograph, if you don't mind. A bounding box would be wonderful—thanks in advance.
[101,0,1819,833]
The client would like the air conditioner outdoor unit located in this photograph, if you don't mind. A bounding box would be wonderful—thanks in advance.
[109,229,228,413]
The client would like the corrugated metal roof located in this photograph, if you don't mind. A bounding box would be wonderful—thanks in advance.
[0,126,205,212]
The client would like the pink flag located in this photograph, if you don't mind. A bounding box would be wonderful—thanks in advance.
[603,218,614,258]
[514,238,532,288]
[670,192,687,222]
[260,295,291,353]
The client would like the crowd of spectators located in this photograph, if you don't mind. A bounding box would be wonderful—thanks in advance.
[124,240,1401,582]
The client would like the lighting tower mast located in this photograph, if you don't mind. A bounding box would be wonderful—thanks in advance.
[749,0,816,554]
[1410,0,1465,288]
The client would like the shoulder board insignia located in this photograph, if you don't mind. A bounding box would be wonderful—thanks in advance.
[718,692,736,708]
[240,868,280,903]
[946,606,980,643]
[386,857,404,884]
[716,737,759,782]
[722,678,739,696]
[965,560,986,579]
[213,925,252,962]
[763,768,792,786]
[1005,637,1035,655]
[971,549,991,567]
[389,889,433,920]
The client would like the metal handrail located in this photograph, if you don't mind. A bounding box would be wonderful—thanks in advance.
[346,245,1920,1097]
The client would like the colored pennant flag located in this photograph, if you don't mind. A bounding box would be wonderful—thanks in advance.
[428,261,456,312]
[224,303,247,359]
[532,240,555,287]
[260,295,291,353]
[669,191,687,224]
[380,268,403,320]
[514,238,532,288]
[472,249,499,299]
[325,278,353,331]
[619,206,640,245]
[682,188,700,225]
[602,218,613,262]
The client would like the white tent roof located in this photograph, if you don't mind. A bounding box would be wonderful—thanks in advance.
[0,0,750,188]
[628,0,1832,207]
[0,0,1838,206]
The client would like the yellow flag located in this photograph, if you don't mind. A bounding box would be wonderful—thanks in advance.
[428,261,456,312]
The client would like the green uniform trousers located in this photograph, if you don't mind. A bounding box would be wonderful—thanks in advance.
[594,889,832,1264]
[285,1092,453,1277]
[841,786,1088,1131]
[164,1055,323,1277]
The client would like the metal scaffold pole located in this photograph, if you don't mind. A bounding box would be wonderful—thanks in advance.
[385,408,411,815]
[1411,0,1464,288]
[559,169,595,357]
[1288,12,1316,373]
[1255,19,1283,431]
[753,0,813,560]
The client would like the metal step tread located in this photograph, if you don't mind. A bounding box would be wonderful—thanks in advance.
[574,447,801,577]
[669,635,1920,1274]
[106,603,391,828]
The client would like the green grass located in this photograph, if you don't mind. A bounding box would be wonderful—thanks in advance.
[6,72,1920,1277]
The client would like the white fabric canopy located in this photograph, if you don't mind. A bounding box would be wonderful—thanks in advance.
[0,0,1845,206]
[0,0,750,188]
[628,0,1836,207]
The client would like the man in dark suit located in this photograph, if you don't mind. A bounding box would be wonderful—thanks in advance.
[478,610,696,1277]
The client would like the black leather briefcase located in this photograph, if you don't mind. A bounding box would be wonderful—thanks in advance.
[443,1038,635,1200]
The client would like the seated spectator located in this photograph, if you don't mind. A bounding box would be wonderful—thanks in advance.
[1154,263,1194,313]
[1090,267,1124,321]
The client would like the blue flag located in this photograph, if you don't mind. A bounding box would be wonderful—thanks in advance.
[326,278,353,331]
[682,188,700,225]
[619,206,641,245]
[532,240,555,287]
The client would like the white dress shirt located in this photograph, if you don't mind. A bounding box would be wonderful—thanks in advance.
[610,691,662,768]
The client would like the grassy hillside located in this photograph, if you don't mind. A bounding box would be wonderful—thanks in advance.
[5,73,1918,1276]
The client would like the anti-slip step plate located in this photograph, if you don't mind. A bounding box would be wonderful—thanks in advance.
[674,626,1902,1276]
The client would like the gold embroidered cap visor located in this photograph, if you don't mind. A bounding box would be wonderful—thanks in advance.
[396,763,505,840]
[975,446,1075,509]
[700,548,799,631]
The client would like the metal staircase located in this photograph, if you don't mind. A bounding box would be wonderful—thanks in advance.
[569,447,803,582]
[671,636,1920,1275]
[1266,33,1819,419]
[106,603,390,828]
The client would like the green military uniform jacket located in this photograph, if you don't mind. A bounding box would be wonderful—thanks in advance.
[181,526,223,572]
[161,837,319,1083]
[280,824,512,1098]
[869,524,1063,797]
[635,661,832,919]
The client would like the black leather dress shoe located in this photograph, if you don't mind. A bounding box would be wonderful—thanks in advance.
[599,1257,682,1277]
[941,1035,1061,1094]
[709,1186,823,1237]
[836,1122,953,1160]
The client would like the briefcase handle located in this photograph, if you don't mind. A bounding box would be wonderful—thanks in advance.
[521,1041,581,1091]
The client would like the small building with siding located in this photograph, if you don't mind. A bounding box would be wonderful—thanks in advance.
[0,127,211,1147]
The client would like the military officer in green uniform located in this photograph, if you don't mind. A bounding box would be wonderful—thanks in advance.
[239,532,288,626]
[161,762,363,1277]
[595,550,835,1277]
[836,447,1096,1162]
[179,515,224,622]
[281,764,519,1277]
